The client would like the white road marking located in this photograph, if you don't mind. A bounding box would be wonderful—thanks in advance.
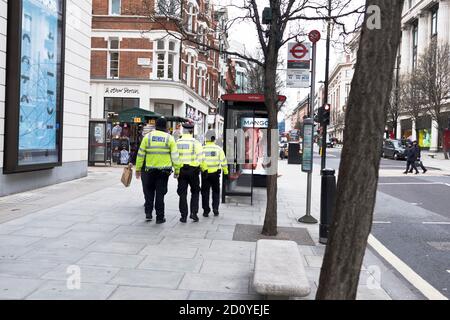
[447,270,450,274]
[422,222,450,225]
[368,234,448,300]
[373,221,392,224]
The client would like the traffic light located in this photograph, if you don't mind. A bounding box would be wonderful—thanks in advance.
[322,104,331,126]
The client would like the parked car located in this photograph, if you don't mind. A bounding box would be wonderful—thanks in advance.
[382,139,406,160]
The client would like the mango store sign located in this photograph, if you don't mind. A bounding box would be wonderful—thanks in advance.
[104,87,140,96]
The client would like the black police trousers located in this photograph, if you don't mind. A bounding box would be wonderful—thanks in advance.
[141,169,170,219]
[177,165,201,217]
[201,171,221,214]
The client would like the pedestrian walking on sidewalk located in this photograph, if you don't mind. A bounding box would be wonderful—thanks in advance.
[404,142,419,175]
[409,141,427,174]
[175,122,205,223]
[201,130,228,217]
[135,117,179,224]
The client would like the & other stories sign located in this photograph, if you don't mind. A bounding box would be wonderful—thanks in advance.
[104,87,140,96]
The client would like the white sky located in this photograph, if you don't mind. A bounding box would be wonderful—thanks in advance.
[212,0,365,122]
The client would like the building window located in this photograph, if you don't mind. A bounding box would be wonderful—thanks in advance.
[104,98,139,118]
[187,4,194,32]
[197,67,207,96]
[108,38,119,78]
[154,103,174,116]
[157,53,165,78]
[412,21,418,70]
[431,7,438,37]
[155,40,178,80]
[156,0,179,16]
[186,54,194,87]
[110,0,121,15]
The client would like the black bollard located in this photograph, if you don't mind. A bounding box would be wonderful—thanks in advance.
[319,169,336,245]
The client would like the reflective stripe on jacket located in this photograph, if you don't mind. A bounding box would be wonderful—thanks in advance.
[202,141,229,174]
[175,134,204,174]
[136,130,179,171]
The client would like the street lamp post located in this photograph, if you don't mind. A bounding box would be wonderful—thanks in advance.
[321,0,332,172]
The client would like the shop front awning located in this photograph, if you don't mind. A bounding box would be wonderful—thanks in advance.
[118,108,162,123]
[165,116,189,123]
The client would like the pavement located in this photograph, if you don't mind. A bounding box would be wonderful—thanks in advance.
[0,160,425,300]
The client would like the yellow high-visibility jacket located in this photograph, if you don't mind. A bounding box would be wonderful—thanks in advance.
[136,130,179,172]
[175,134,205,174]
[202,141,229,174]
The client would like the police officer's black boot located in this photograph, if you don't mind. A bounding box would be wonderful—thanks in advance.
[146,214,153,222]
[180,216,187,223]
[213,210,219,217]
[190,213,199,222]
[203,211,210,217]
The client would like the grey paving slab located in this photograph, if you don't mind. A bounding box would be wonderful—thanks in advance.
[356,286,392,300]
[138,256,204,273]
[26,280,117,300]
[59,231,116,242]
[215,224,237,232]
[17,248,88,264]
[111,233,163,245]
[188,291,261,300]
[304,255,323,268]
[52,214,95,223]
[13,227,69,238]
[70,222,119,232]
[0,260,59,278]
[90,216,139,226]
[30,237,95,250]
[114,225,164,235]
[200,260,254,277]
[140,244,198,259]
[205,231,234,240]
[0,276,44,299]
[0,246,34,260]
[210,240,256,251]
[196,248,252,264]
[23,219,76,229]
[0,225,25,235]
[159,237,212,249]
[160,229,208,239]
[0,234,42,246]
[86,241,146,255]
[109,286,190,300]
[41,265,120,284]
[78,252,145,269]
[179,273,250,294]
[108,269,184,289]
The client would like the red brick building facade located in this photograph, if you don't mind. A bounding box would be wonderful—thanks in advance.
[89,0,224,138]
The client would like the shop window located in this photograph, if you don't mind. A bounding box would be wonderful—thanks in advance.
[110,0,121,15]
[154,103,174,116]
[104,97,139,118]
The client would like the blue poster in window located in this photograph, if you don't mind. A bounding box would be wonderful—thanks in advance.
[18,0,62,166]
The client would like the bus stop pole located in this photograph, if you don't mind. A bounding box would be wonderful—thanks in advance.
[299,41,318,224]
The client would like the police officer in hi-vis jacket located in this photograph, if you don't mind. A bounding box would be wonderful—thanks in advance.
[201,130,228,217]
[175,122,205,223]
[135,117,179,224]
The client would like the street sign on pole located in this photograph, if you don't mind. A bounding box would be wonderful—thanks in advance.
[298,39,318,225]
[308,30,321,44]
[287,43,311,70]
[286,69,310,88]
[302,119,314,172]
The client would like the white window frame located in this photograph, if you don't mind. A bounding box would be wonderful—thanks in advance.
[108,38,120,79]
[109,0,121,16]
[154,39,179,80]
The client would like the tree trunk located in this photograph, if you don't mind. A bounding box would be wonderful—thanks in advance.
[316,0,404,300]
[261,10,280,236]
